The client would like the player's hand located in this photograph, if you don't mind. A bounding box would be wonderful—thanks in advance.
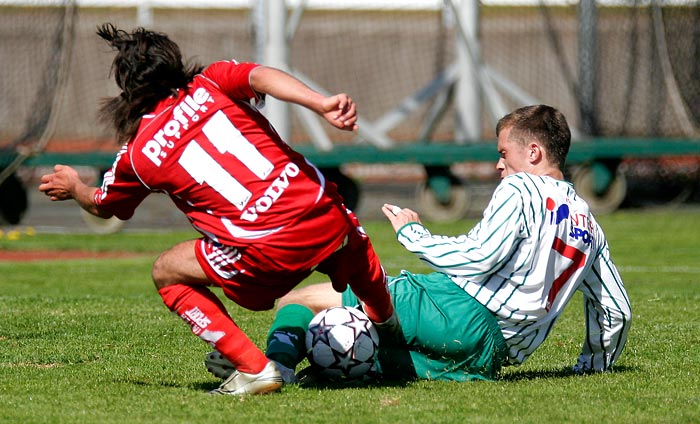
[381,203,421,233]
[321,93,358,131]
[38,164,80,201]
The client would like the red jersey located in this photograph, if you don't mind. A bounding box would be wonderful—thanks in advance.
[95,60,350,269]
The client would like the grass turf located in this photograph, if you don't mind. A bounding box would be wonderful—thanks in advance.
[1,208,699,423]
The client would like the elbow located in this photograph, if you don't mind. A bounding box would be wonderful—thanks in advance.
[610,301,632,335]
[620,301,632,329]
[96,210,114,219]
[88,205,114,220]
[248,65,276,96]
[623,307,632,334]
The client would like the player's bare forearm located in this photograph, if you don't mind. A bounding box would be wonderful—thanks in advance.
[38,164,112,218]
[249,66,358,131]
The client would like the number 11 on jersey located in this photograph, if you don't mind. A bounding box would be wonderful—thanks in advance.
[178,110,274,211]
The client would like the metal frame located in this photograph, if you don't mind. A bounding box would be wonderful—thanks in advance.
[7,0,700,228]
[255,0,584,150]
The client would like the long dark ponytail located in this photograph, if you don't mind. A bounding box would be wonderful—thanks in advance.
[96,23,204,144]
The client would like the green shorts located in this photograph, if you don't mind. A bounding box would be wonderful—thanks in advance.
[343,271,507,381]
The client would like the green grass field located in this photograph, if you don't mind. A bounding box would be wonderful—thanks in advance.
[1,209,699,423]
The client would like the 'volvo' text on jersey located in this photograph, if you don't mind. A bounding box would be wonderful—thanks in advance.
[240,162,301,222]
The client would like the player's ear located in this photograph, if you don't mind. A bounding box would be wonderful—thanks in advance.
[529,143,543,163]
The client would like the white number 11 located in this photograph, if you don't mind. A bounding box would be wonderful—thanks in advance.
[178,110,274,210]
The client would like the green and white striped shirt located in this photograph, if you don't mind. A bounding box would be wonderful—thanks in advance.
[396,173,631,372]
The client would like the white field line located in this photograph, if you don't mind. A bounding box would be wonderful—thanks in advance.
[617,265,700,274]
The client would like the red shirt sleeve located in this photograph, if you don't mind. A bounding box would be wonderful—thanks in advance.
[201,60,261,102]
[94,144,151,220]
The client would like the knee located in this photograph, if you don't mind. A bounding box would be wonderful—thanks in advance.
[151,253,171,290]
[276,290,305,311]
[276,283,341,314]
[149,240,202,290]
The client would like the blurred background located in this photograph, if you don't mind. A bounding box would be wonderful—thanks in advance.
[1,0,699,233]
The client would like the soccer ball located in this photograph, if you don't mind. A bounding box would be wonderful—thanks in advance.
[305,306,380,381]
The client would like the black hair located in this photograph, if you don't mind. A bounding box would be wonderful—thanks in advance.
[96,23,204,144]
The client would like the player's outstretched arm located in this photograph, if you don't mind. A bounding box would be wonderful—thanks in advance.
[38,164,111,218]
[249,66,358,131]
[381,203,422,233]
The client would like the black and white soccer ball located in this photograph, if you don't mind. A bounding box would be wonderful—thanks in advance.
[305,306,379,381]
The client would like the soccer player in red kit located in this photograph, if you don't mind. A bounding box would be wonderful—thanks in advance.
[38,23,397,396]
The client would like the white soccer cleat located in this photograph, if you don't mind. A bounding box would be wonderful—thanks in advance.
[209,361,284,396]
[205,351,298,384]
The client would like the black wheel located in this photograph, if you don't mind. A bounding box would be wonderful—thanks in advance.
[416,166,471,222]
[320,167,360,211]
[620,158,699,208]
[416,182,471,222]
[572,163,627,215]
[0,170,28,225]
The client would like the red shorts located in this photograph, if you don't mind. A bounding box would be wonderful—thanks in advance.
[194,211,386,312]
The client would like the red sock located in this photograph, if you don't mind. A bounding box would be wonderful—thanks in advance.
[158,284,268,374]
[361,292,395,324]
[349,268,394,323]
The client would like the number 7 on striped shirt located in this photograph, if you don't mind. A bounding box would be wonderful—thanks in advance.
[547,237,587,311]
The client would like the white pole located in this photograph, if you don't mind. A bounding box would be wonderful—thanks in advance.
[263,0,291,141]
[136,0,153,27]
[452,0,481,143]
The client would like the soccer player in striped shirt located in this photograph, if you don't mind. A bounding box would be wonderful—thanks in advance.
[252,105,631,382]
[38,24,397,395]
